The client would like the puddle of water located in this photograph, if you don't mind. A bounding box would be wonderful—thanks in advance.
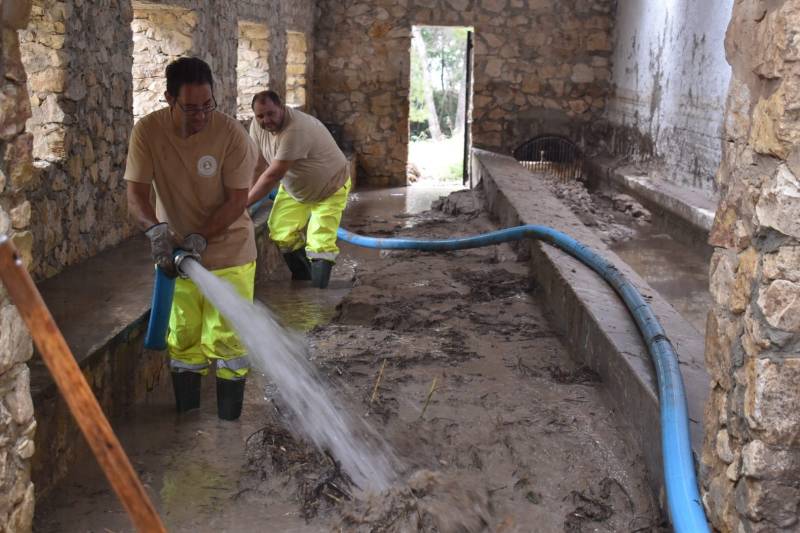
[348,183,462,219]
[257,281,348,332]
[611,231,711,333]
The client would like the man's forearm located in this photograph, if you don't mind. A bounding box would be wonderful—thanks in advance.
[198,200,246,240]
[248,169,282,206]
[127,182,159,230]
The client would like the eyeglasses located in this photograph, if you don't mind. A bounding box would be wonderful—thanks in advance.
[176,96,217,116]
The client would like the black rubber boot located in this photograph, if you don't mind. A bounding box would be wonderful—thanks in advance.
[282,249,312,280]
[216,378,246,421]
[310,259,334,289]
[171,371,201,413]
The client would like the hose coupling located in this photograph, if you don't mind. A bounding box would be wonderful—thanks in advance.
[173,249,200,279]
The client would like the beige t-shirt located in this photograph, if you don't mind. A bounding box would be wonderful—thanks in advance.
[250,107,348,203]
[124,108,258,270]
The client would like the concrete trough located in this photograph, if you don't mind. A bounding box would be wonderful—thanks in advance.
[473,148,709,505]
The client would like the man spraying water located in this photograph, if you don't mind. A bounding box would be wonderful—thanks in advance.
[125,57,259,421]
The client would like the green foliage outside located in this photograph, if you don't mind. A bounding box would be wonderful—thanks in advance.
[409,27,468,140]
[409,26,469,181]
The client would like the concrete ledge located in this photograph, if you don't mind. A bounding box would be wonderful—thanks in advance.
[473,149,709,502]
[586,158,718,250]
[31,235,159,496]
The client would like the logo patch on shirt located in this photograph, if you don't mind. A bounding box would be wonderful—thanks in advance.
[197,155,218,177]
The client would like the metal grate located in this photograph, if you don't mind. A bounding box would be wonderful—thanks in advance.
[513,135,584,181]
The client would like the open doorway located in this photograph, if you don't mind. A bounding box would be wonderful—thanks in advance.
[408,25,473,191]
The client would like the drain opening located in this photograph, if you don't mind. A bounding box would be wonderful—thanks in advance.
[513,135,584,181]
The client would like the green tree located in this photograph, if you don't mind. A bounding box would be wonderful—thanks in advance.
[410,27,468,139]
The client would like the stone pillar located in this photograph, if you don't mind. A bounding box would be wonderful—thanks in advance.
[0,1,37,531]
[703,2,800,531]
[198,0,238,116]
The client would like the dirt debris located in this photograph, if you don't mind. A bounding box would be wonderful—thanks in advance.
[338,470,493,533]
[237,188,663,532]
[538,174,652,243]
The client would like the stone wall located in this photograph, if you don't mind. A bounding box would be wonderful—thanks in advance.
[603,0,734,193]
[702,1,800,530]
[0,1,37,531]
[20,0,134,280]
[237,0,316,110]
[137,0,239,116]
[132,4,197,121]
[237,21,270,119]
[313,0,615,186]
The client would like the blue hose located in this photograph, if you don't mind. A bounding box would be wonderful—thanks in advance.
[336,225,709,533]
[143,266,175,350]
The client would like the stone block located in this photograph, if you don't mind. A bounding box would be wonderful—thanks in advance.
[731,247,758,314]
[570,63,594,83]
[10,231,33,272]
[27,67,67,93]
[742,439,800,479]
[716,429,735,463]
[6,483,34,533]
[586,31,611,52]
[755,164,800,240]
[750,89,788,159]
[745,358,800,445]
[705,311,739,389]
[736,478,800,528]
[763,246,800,282]
[9,202,30,230]
[702,464,738,531]
[0,305,32,375]
[757,280,800,332]
[4,133,34,191]
[709,249,736,309]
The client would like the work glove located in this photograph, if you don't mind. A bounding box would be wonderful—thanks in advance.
[145,222,178,278]
[180,233,207,262]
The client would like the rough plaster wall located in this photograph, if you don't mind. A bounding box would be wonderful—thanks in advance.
[604,0,733,192]
[702,1,800,530]
[314,0,616,187]
[0,1,38,531]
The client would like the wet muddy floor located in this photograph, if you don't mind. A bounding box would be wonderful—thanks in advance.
[34,184,663,532]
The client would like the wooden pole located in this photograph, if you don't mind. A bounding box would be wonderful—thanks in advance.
[0,235,166,533]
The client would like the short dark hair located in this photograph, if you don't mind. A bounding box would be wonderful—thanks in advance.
[166,57,214,98]
[251,90,282,108]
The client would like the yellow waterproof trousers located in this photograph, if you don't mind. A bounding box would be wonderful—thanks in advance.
[268,178,351,262]
[167,261,255,380]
